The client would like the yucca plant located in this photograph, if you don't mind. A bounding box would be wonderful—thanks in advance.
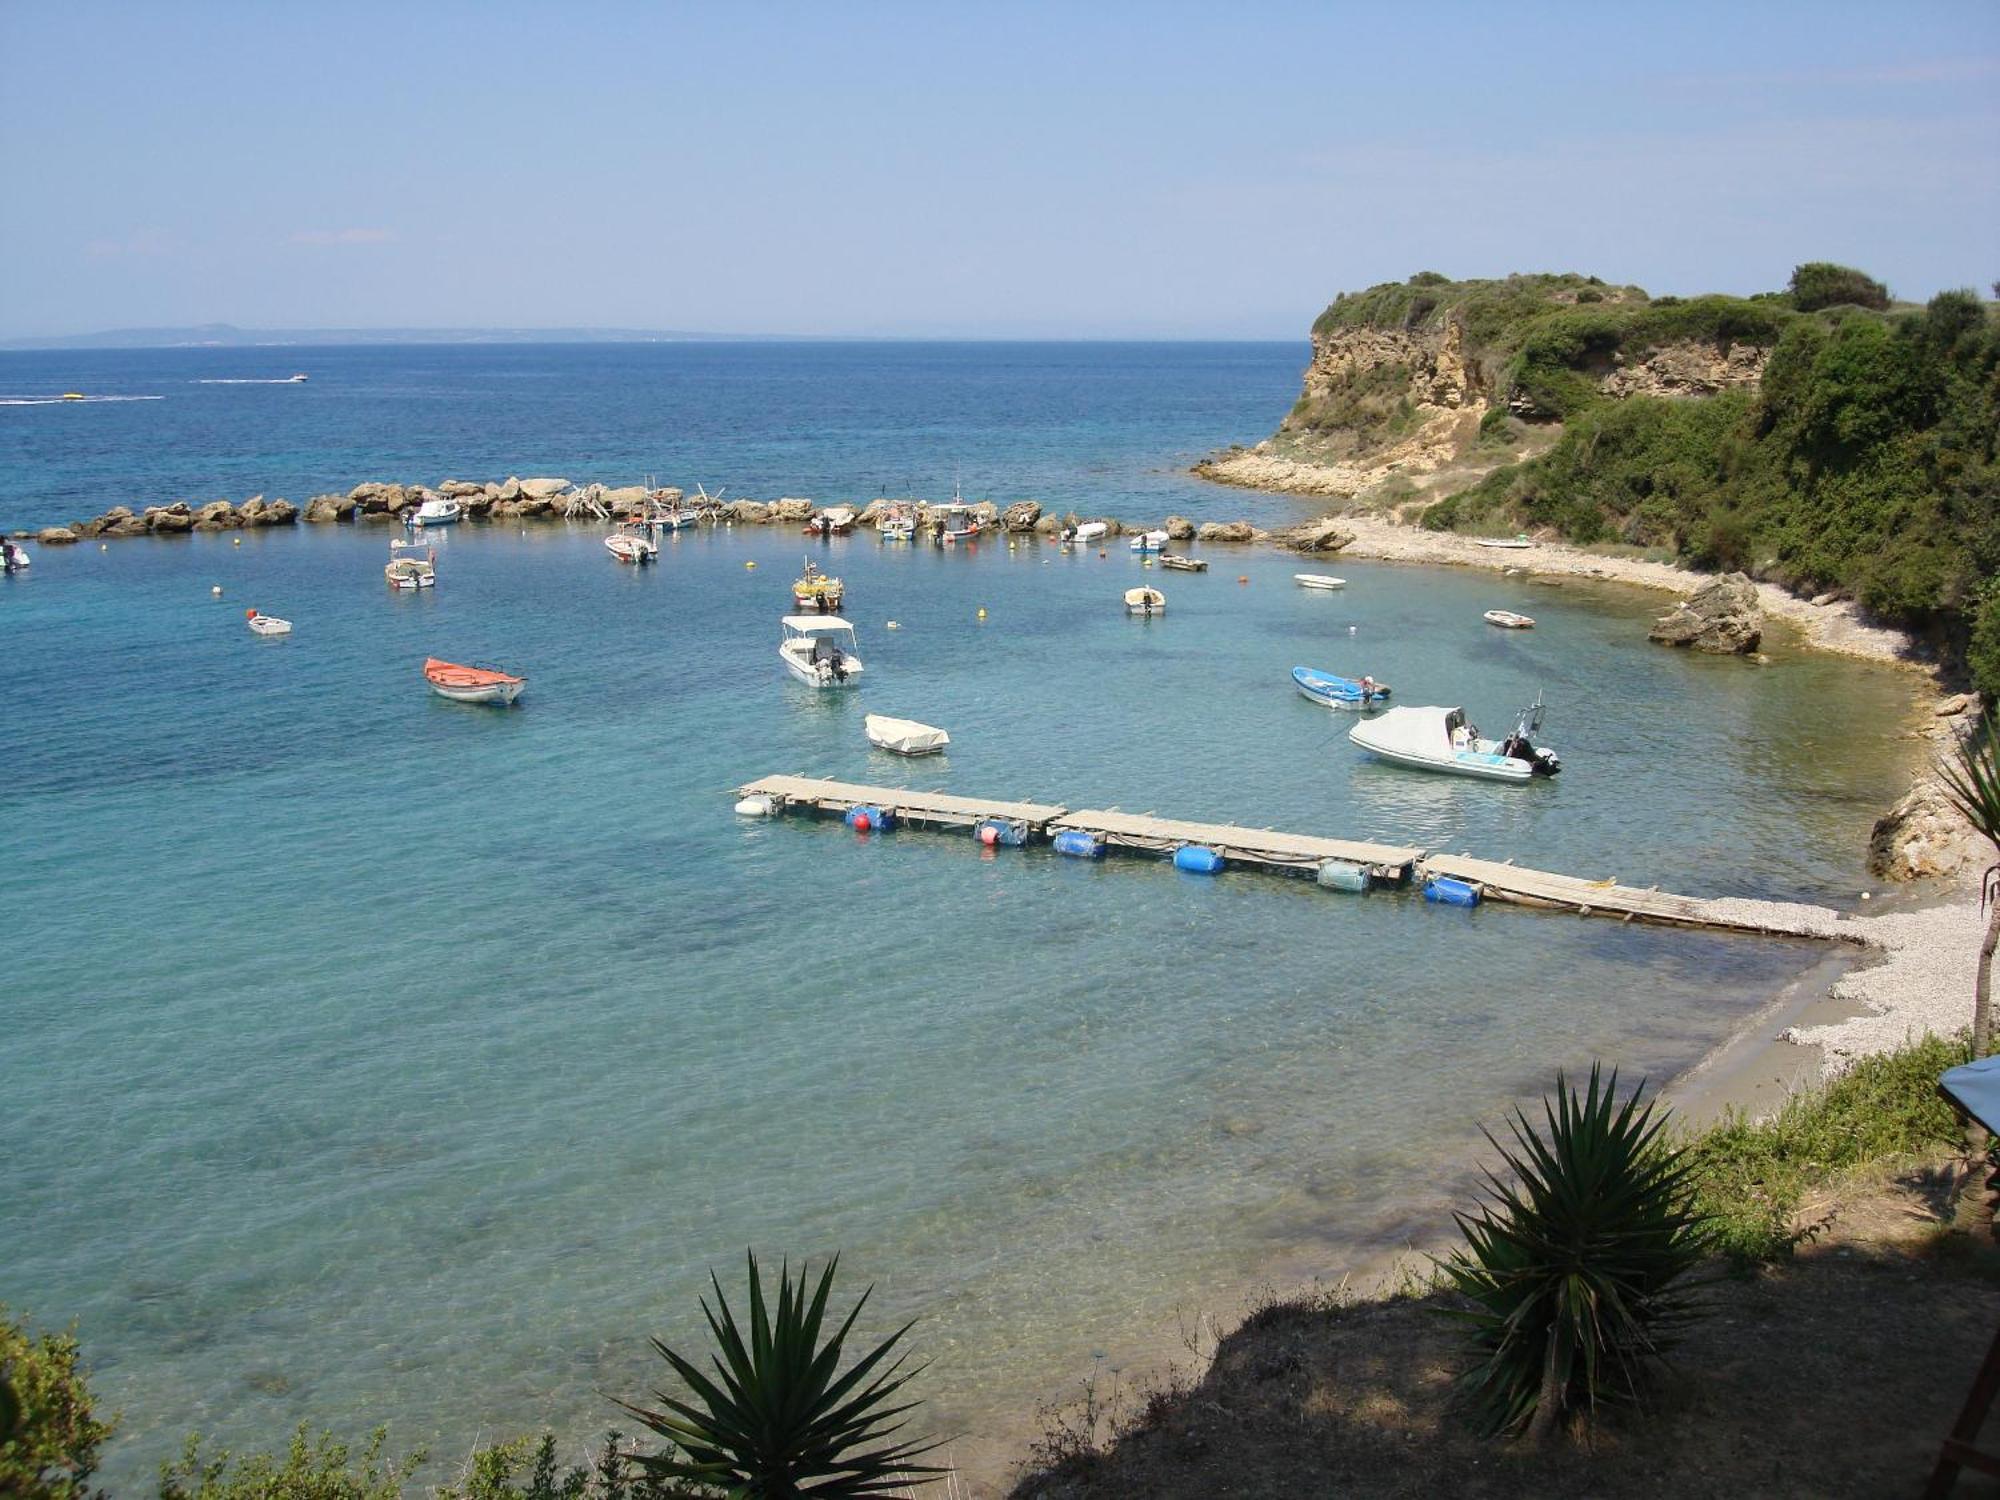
[1440,1065,1707,1444]
[1936,710,2000,1062]
[616,1252,945,1498]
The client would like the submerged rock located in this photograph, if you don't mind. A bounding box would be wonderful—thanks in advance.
[1648,573,1761,654]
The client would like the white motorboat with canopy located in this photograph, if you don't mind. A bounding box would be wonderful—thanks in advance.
[1347,697,1560,782]
[408,495,462,527]
[779,615,864,687]
[865,714,950,755]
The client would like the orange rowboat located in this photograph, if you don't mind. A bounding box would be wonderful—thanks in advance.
[423,657,526,705]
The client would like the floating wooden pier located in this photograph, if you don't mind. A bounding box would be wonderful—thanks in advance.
[735,774,1858,941]
[1051,809,1421,883]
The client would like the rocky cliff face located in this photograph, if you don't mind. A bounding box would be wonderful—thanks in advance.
[1197,272,1784,501]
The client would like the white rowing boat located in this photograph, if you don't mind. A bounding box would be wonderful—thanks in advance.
[1295,573,1346,591]
[865,714,950,755]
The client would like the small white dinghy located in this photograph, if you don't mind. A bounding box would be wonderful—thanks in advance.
[1475,536,1535,550]
[1129,529,1169,553]
[1124,586,1165,616]
[865,714,951,756]
[245,608,292,637]
[1070,521,1108,544]
[1484,609,1535,629]
[0,539,30,572]
[1295,573,1346,591]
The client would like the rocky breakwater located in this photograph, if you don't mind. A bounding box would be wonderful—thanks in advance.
[38,495,300,545]
[1647,572,1762,654]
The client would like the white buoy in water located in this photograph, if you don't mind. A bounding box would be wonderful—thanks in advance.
[734,794,776,817]
[1348,625,1357,635]
[886,620,901,630]
[211,585,223,596]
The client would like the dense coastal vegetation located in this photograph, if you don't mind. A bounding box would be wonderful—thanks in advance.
[1228,265,2000,693]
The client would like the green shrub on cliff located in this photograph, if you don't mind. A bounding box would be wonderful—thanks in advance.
[1427,285,2000,690]
[0,1306,113,1500]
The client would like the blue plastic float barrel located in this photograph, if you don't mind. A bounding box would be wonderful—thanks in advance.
[1423,875,1481,907]
[1316,859,1370,893]
[1173,844,1224,875]
[1052,829,1106,859]
[844,804,892,831]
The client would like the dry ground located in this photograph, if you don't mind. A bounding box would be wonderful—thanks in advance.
[1008,1160,2000,1498]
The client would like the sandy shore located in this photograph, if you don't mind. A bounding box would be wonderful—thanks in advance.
[1325,511,1928,668]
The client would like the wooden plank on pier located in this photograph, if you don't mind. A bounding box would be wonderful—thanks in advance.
[1053,808,1422,877]
[740,775,1067,830]
[1418,853,1849,938]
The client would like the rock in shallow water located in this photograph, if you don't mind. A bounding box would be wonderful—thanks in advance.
[1648,572,1762,654]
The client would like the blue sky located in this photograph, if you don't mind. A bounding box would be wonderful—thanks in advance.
[1,1,1995,338]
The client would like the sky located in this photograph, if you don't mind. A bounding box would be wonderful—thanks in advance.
[1,1,1996,339]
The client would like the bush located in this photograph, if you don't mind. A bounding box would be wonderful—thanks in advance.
[1440,1067,1707,1442]
[158,1427,422,1500]
[0,1306,113,1500]
[1790,261,1891,313]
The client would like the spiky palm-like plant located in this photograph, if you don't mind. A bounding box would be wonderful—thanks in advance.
[1441,1066,1707,1444]
[616,1253,944,1498]
[1936,711,2000,1062]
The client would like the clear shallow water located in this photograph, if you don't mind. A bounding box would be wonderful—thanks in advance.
[0,345,1919,1486]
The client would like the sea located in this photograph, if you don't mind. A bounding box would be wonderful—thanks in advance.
[0,342,1918,1490]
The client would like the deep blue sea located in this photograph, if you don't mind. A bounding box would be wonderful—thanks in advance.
[0,344,1918,1490]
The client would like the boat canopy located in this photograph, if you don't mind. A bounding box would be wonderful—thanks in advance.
[1353,705,1464,756]
[781,615,857,637]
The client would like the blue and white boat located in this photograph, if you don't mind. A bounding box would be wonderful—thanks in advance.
[1293,665,1391,712]
[1129,529,1169,553]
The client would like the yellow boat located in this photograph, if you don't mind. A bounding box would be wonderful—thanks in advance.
[792,557,845,612]
[61,392,85,401]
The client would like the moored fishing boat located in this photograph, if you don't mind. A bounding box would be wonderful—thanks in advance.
[245,608,292,637]
[864,714,950,755]
[804,505,856,538]
[1124,586,1165,616]
[793,557,845,611]
[1484,609,1535,629]
[1294,573,1346,591]
[877,503,915,541]
[1160,554,1207,572]
[1348,697,1559,781]
[932,501,980,544]
[779,615,864,687]
[384,543,437,590]
[1129,529,1169,553]
[423,657,526,705]
[408,495,462,527]
[605,525,659,564]
[1292,665,1389,711]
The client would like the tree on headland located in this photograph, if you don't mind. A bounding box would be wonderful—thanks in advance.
[1788,261,1891,312]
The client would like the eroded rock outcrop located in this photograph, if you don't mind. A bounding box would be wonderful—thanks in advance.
[1869,776,1978,881]
[1275,517,1356,554]
[1600,342,1769,400]
[1197,520,1256,543]
[1002,501,1042,533]
[1648,573,1762,654]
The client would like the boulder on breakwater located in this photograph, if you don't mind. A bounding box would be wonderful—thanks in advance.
[1275,516,1355,553]
[1649,573,1761,654]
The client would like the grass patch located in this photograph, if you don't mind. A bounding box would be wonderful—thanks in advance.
[1684,1031,1971,1261]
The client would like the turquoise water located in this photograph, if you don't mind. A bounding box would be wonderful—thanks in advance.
[1,522,1915,1485]
[0,345,1919,1486]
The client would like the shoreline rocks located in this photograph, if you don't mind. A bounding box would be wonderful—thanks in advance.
[1648,572,1762,654]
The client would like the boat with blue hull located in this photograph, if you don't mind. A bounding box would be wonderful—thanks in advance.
[1293,665,1390,712]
